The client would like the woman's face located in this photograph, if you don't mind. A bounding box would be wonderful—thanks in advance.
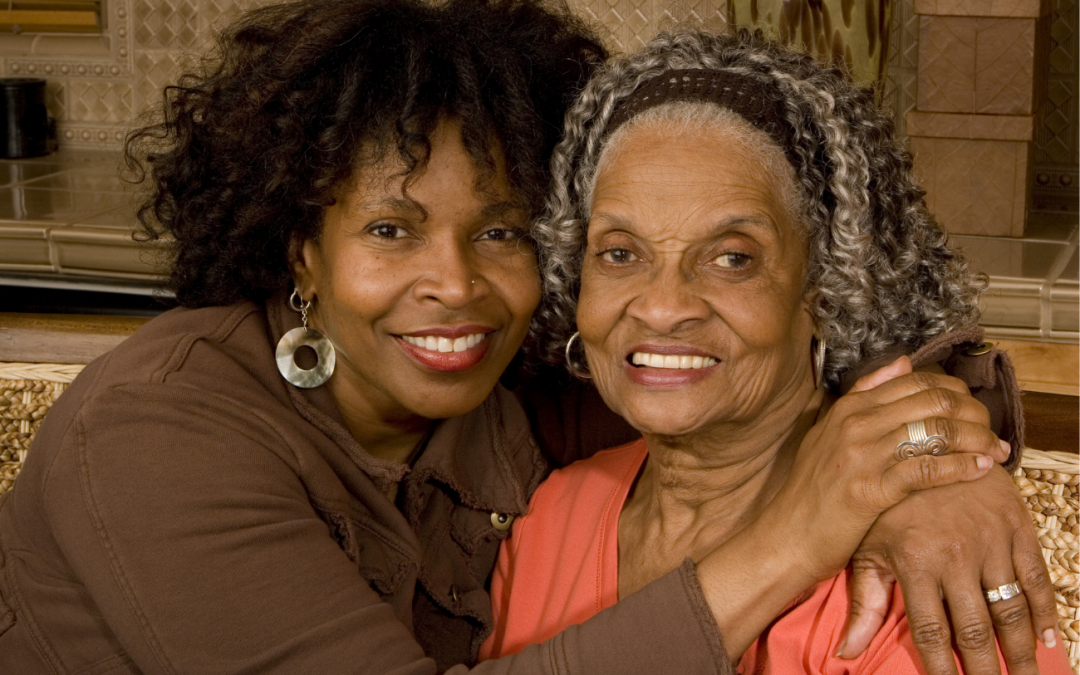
[291,119,541,425]
[577,121,816,439]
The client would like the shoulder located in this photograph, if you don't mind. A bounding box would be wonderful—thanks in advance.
[518,440,643,533]
[532,439,647,510]
[28,301,302,494]
[56,301,282,419]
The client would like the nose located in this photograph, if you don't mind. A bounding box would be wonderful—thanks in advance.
[625,263,709,335]
[411,239,486,309]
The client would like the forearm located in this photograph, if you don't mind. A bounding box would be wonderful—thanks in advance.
[694,505,823,660]
[468,561,734,675]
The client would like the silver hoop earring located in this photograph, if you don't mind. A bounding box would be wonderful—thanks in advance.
[564,331,592,380]
[276,288,336,388]
[811,336,826,390]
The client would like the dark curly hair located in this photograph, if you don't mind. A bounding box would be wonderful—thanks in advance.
[125,0,606,307]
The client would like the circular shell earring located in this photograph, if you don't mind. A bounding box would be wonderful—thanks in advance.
[276,289,336,388]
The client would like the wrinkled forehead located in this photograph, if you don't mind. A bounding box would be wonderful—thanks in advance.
[587,101,803,230]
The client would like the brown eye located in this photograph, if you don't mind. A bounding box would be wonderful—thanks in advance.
[713,252,752,269]
[599,247,637,264]
[367,222,405,239]
[478,227,523,242]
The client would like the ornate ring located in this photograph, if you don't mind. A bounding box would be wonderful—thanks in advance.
[893,419,948,461]
[984,581,1022,604]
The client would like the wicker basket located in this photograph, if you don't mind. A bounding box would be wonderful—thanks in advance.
[1013,448,1079,672]
[0,362,82,496]
[0,361,1077,670]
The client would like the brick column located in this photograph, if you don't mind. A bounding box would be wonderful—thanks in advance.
[907,0,1052,237]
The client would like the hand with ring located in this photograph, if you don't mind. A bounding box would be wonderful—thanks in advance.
[765,357,1010,587]
[837,361,1063,675]
[893,418,948,460]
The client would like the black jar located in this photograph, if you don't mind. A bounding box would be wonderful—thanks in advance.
[0,78,55,159]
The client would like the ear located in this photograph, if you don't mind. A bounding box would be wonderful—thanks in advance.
[287,234,321,300]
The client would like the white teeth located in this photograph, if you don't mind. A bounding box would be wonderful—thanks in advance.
[632,352,717,369]
[403,333,487,353]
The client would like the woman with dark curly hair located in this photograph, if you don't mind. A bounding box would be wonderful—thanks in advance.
[0,1,1058,673]
[483,27,1070,674]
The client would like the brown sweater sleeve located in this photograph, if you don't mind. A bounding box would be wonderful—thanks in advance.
[837,325,1025,470]
[457,560,732,675]
[33,383,725,675]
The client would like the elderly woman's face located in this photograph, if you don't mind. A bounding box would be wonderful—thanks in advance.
[291,119,541,423]
[577,122,816,438]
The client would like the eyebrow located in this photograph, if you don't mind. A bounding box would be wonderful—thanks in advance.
[589,211,778,236]
[353,196,525,223]
[480,201,527,220]
[356,197,425,217]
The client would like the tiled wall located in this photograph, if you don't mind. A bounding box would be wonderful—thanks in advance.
[0,0,251,149]
[0,0,1072,197]
[0,0,923,149]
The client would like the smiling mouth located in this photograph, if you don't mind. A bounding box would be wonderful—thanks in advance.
[630,352,718,370]
[401,333,488,353]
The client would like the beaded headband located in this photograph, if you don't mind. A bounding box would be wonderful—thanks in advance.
[605,68,796,153]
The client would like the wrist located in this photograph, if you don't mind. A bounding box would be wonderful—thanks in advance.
[695,507,822,659]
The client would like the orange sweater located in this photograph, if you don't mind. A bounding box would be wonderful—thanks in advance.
[480,439,1072,674]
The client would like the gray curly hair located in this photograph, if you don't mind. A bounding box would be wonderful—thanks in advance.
[528,27,985,389]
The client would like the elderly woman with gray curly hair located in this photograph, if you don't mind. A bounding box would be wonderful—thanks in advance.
[479,28,1073,674]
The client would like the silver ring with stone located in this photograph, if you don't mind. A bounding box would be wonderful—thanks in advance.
[984,581,1022,604]
[893,419,949,461]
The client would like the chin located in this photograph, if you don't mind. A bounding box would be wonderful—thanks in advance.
[408,387,492,420]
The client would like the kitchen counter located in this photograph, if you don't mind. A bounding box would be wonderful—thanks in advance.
[0,149,164,296]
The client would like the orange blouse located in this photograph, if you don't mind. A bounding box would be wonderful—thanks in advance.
[480,439,1072,674]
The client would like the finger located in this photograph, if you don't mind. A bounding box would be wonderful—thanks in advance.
[839,562,895,658]
[880,418,1010,465]
[940,573,1009,675]
[880,385,993,431]
[882,453,994,501]
[1011,523,1059,650]
[895,574,961,675]
[849,356,913,393]
[984,578,1040,675]
[852,370,974,409]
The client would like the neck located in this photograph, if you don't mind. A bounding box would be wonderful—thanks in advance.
[617,384,823,597]
[327,374,433,466]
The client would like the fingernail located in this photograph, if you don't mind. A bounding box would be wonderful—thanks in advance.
[999,439,1011,456]
[1042,628,1056,648]
[977,455,993,470]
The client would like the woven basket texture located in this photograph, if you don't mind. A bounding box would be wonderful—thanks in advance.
[0,362,1076,670]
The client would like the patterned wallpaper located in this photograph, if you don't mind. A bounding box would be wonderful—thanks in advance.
[0,0,1073,206]
[1033,0,1078,208]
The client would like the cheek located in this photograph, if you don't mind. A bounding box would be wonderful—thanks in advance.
[575,274,609,340]
[486,255,543,335]
[719,283,811,357]
[504,256,543,316]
